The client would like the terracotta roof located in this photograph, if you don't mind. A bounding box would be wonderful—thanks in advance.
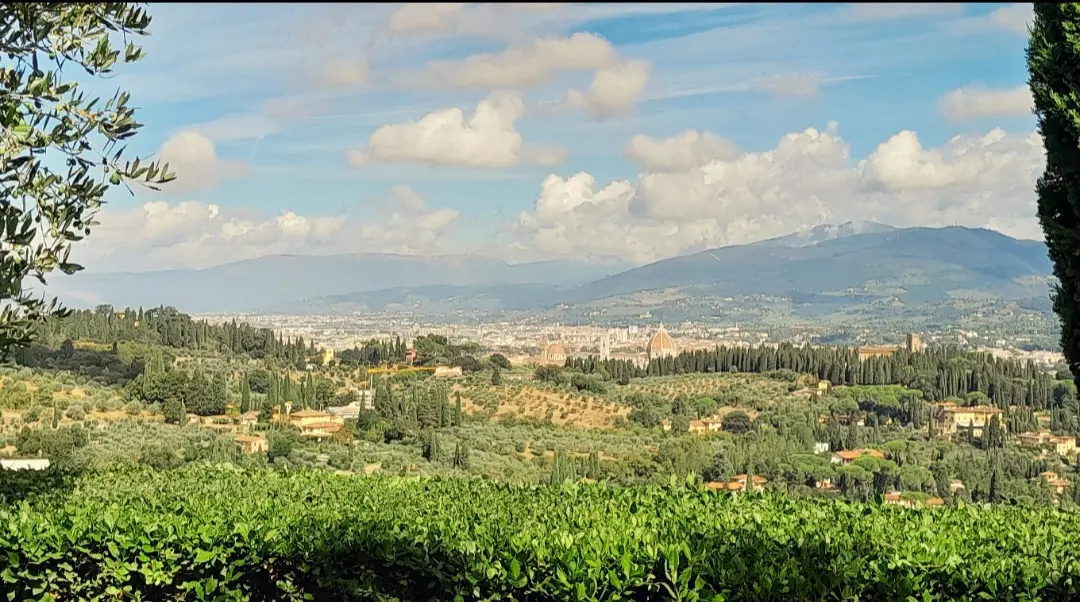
[301,422,343,432]
[859,345,898,353]
[234,435,265,443]
[924,497,945,507]
[291,409,330,418]
[544,343,567,358]
[705,481,726,490]
[727,481,744,491]
[731,474,767,484]
[835,448,885,461]
[883,492,901,502]
[945,405,1002,414]
[647,325,677,354]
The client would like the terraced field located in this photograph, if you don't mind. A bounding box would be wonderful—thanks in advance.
[452,380,629,429]
[447,371,802,429]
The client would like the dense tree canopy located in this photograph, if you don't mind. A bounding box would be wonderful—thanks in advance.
[36,306,319,365]
[0,3,172,358]
[570,344,1059,409]
[1029,3,1080,386]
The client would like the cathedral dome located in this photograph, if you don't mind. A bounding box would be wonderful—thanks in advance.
[646,323,677,360]
[544,343,567,362]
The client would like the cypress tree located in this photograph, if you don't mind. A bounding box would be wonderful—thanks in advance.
[421,428,442,462]
[1029,4,1080,387]
[452,441,470,469]
[240,376,251,413]
[454,392,463,427]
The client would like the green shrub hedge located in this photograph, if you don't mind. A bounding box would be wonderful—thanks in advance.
[1,466,1079,600]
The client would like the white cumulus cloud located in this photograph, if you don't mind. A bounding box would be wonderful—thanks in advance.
[623,130,741,172]
[347,92,566,168]
[990,3,1033,35]
[72,186,461,272]
[938,84,1033,122]
[564,59,651,118]
[512,124,1046,264]
[156,131,250,194]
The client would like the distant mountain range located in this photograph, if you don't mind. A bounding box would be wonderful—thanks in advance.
[46,254,629,313]
[45,222,1054,316]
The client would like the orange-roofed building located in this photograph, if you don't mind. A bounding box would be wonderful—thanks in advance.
[234,435,268,454]
[857,345,899,360]
[830,448,885,465]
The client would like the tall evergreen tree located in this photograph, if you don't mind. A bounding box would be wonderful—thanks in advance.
[454,392,463,427]
[240,376,251,413]
[1029,4,1080,386]
[452,441,470,469]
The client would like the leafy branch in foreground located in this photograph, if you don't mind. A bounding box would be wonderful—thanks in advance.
[0,2,173,357]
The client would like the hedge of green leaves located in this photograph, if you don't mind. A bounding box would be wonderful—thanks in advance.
[2,466,1080,601]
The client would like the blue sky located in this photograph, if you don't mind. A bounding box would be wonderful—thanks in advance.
[73,2,1040,272]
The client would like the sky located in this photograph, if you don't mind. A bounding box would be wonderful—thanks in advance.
[69,2,1040,273]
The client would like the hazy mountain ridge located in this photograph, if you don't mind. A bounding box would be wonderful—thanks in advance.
[49,224,1052,315]
[49,254,628,312]
[276,225,1054,316]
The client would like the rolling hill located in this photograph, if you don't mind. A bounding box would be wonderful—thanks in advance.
[45,254,627,312]
[276,225,1054,315]
[47,223,1054,316]
[563,225,1052,304]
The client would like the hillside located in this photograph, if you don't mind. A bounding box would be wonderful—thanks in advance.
[565,225,1052,304]
[273,225,1054,316]
[47,224,1053,315]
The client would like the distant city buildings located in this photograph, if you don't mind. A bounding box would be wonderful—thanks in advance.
[857,333,923,360]
[193,313,1063,369]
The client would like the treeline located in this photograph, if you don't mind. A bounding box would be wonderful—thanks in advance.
[126,365,338,419]
[337,338,408,366]
[36,305,319,365]
[370,379,462,433]
[568,345,1063,409]
[336,334,486,372]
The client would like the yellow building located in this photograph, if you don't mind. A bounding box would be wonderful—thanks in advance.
[1041,471,1071,495]
[321,348,335,366]
[931,403,1004,438]
[687,418,723,435]
[906,333,922,353]
[1017,431,1077,456]
[234,435,268,454]
[289,409,345,429]
[857,345,899,360]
